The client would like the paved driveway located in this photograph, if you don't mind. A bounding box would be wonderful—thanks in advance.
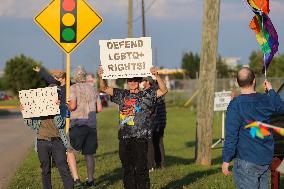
[0,112,33,189]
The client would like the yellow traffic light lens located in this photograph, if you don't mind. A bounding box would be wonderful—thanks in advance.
[62,13,75,26]
[62,28,75,42]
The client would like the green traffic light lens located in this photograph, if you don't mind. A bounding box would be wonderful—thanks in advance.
[62,28,75,42]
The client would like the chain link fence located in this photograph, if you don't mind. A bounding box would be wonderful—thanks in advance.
[166,77,284,107]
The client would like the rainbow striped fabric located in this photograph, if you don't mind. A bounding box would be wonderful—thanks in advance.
[245,121,284,139]
[245,0,279,71]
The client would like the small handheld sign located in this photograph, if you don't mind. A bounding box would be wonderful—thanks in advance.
[19,87,60,118]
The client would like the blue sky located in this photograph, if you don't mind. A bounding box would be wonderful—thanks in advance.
[0,0,283,73]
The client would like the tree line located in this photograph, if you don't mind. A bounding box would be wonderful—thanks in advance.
[181,51,284,79]
[0,51,284,96]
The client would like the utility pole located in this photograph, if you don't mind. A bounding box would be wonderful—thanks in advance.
[195,0,220,165]
[141,0,146,37]
[128,0,133,38]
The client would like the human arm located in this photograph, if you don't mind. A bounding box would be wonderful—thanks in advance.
[67,85,77,111]
[222,100,241,175]
[96,93,103,113]
[98,66,114,96]
[33,66,60,85]
[150,67,168,98]
[264,80,284,114]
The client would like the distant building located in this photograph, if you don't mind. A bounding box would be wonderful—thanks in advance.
[222,57,241,69]
[0,70,4,78]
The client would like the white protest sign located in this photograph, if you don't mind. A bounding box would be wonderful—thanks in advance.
[214,91,232,111]
[19,86,60,118]
[99,37,152,79]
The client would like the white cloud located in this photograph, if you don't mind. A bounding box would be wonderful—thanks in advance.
[221,2,250,21]
[0,0,127,18]
[0,0,46,18]
[147,0,202,20]
[0,0,283,22]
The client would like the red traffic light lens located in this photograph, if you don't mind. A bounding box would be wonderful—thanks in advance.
[62,0,76,12]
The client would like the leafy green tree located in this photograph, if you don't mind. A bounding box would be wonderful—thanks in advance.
[216,56,232,78]
[267,53,284,77]
[181,52,200,79]
[3,54,47,95]
[248,51,284,77]
[248,51,264,76]
[0,78,7,90]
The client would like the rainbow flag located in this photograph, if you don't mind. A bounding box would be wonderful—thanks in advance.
[245,121,284,139]
[245,0,279,71]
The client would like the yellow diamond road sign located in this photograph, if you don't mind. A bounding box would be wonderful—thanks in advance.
[35,0,102,53]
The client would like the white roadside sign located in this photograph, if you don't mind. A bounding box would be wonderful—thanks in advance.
[99,37,153,79]
[214,91,232,111]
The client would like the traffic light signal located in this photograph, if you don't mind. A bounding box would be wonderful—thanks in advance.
[60,0,77,43]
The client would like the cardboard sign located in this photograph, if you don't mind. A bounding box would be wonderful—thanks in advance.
[19,87,60,118]
[214,91,232,111]
[99,37,153,79]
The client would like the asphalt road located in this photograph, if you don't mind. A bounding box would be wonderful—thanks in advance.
[0,112,34,189]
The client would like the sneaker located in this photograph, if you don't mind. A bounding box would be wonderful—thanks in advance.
[149,168,154,172]
[84,180,95,188]
[74,179,83,188]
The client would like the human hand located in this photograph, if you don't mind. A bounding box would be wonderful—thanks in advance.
[150,67,158,76]
[19,103,24,112]
[55,100,61,105]
[222,162,231,176]
[263,79,272,92]
[98,65,104,78]
[33,66,40,72]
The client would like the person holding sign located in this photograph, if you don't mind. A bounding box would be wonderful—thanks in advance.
[98,66,167,189]
[20,87,74,189]
[222,67,284,189]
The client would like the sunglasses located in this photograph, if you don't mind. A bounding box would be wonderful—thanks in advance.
[127,78,141,82]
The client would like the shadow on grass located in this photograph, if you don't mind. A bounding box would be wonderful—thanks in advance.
[165,155,195,167]
[95,167,122,188]
[185,139,221,148]
[0,109,10,116]
[212,156,223,165]
[95,150,118,158]
[166,154,222,167]
[161,168,220,189]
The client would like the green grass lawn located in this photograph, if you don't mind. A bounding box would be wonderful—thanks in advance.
[8,107,279,189]
[0,98,19,106]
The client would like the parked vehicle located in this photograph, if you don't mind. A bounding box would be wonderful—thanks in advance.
[0,91,12,101]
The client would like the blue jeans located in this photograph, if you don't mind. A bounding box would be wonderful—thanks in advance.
[233,158,270,189]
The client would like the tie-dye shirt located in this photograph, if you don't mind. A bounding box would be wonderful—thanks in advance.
[111,87,157,139]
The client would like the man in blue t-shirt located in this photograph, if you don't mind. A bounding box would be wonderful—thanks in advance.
[222,67,284,189]
[98,67,168,189]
